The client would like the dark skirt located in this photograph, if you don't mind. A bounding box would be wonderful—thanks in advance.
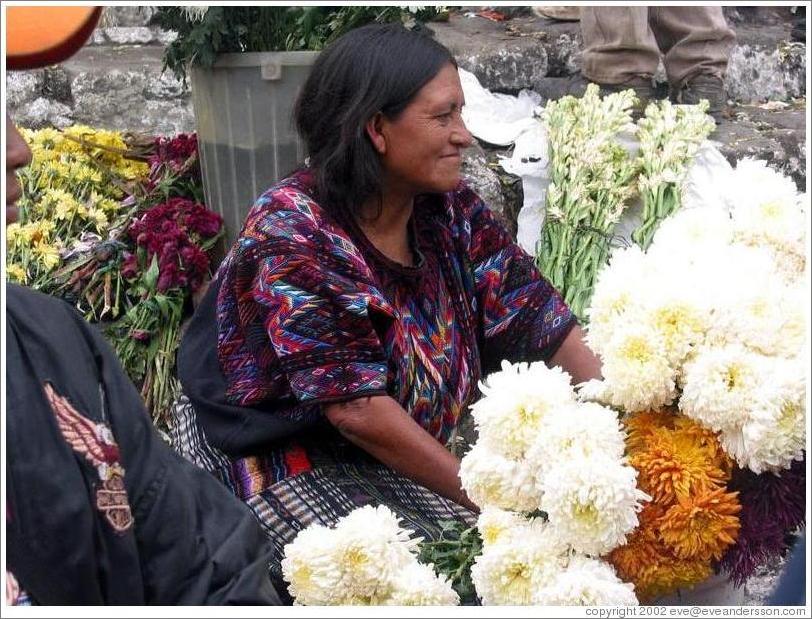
[170,396,476,601]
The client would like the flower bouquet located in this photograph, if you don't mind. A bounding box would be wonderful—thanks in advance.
[281,505,458,605]
[6,127,223,427]
[581,158,806,599]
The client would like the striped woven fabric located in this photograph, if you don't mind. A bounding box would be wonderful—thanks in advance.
[170,395,475,601]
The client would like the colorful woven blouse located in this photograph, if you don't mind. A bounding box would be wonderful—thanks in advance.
[178,168,575,490]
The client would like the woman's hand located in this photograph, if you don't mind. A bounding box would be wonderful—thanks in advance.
[548,324,603,384]
[323,395,479,513]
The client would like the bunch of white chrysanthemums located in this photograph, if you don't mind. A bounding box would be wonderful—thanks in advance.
[583,157,807,475]
[459,360,647,605]
[281,505,458,605]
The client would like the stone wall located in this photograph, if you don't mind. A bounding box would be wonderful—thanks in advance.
[6,5,807,211]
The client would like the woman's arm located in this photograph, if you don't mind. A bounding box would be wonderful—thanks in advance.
[548,324,603,384]
[324,395,479,513]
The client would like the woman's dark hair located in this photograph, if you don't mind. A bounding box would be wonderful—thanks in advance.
[294,23,456,217]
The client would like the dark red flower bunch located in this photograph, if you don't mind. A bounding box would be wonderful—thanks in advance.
[123,197,222,293]
[150,133,198,174]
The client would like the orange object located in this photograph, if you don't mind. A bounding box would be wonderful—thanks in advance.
[476,9,507,22]
[6,6,102,70]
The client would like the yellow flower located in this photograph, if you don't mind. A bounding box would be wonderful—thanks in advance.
[658,487,741,562]
[6,263,28,284]
[6,223,23,247]
[33,241,61,271]
[87,208,109,229]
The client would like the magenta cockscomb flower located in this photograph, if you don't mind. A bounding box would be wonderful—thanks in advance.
[720,458,806,586]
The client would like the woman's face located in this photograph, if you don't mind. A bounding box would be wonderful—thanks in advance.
[375,63,473,197]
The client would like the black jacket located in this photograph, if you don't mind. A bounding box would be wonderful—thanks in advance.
[5,284,282,605]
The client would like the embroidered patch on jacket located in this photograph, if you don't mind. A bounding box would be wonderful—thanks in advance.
[44,383,134,533]
[6,571,31,606]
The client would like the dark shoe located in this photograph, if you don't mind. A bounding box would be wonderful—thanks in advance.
[538,74,657,118]
[678,75,728,122]
[599,76,658,118]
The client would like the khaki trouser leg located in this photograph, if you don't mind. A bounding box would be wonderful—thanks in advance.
[580,6,660,84]
[649,6,736,87]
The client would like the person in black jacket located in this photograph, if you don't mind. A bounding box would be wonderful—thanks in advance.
[4,6,281,605]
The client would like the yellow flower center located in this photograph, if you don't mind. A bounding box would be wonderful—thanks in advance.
[344,547,369,571]
[724,364,742,390]
[621,336,652,364]
[759,201,782,220]
[572,501,599,525]
[777,401,799,433]
[482,524,505,546]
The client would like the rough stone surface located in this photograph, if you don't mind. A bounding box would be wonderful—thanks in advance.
[14,98,74,129]
[714,103,807,188]
[727,42,806,103]
[41,67,73,105]
[6,72,41,109]
[70,69,192,134]
[104,27,158,45]
[461,142,508,222]
[430,8,805,103]
[101,6,155,27]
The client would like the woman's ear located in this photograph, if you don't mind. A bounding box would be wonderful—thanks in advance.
[365,112,387,155]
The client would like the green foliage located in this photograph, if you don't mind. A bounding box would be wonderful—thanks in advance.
[151,6,448,82]
[418,520,483,605]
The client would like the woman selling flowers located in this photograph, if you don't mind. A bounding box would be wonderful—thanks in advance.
[175,23,602,595]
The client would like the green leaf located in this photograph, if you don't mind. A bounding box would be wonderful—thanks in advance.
[143,253,160,292]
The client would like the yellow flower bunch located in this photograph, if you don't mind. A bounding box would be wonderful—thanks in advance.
[7,125,147,288]
[609,410,741,601]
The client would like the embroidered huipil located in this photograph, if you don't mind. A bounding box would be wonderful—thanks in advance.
[179,169,576,492]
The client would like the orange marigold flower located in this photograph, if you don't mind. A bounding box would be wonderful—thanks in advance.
[672,416,734,478]
[637,557,714,601]
[624,410,674,454]
[609,503,713,602]
[630,425,729,504]
[659,487,741,562]
[609,502,664,581]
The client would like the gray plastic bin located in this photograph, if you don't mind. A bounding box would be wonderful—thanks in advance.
[189,51,319,244]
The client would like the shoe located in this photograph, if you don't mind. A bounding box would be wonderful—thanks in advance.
[532,6,580,22]
[538,74,658,118]
[597,76,659,119]
[678,75,728,122]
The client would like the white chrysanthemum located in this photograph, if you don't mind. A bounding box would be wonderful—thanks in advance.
[540,457,648,556]
[315,505,420,603]
[532,556,639,606]
[648,206,732,264]
[472,360,575,459]
[525,402,626,488]
[384,562,460,606]
[459,443,540,511]
[282,524,343,605]
[689,243,777,321]
[476,507,568,555]
[576,378,611,405]
[679,345,774,435]
[709,278,806,358]
[586,246,651,355]
[599,322,678,413]
[641,288,710,368]
[476,507,533,548]
[721,357,807,474]
[728,159,804,254]
[470,535,564,605]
